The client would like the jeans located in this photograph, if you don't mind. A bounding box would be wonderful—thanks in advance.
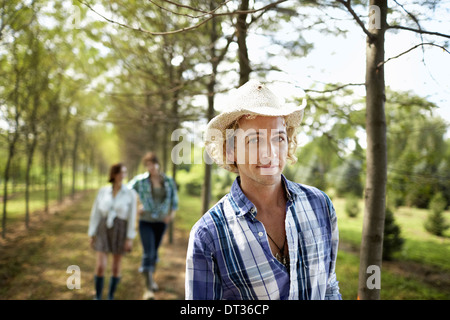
[138,220,167,273]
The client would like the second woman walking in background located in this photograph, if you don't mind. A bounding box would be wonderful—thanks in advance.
[128,152,178,300]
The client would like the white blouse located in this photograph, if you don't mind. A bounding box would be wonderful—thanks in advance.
[88,184,137,239]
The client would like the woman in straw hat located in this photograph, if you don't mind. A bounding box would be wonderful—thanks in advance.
[185,80,341,300]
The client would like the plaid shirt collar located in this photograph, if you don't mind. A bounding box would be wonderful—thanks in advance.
[229,174,295,218]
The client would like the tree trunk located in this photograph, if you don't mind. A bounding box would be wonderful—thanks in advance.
[167,54,182,244]
[71,121,81,199]
[2,137,18,239]
[25,90,40,228]
[58,144,66,203]
[202,1,219,215]
[43,140,50,214]
[237,0,251,86]
[358,0,388,300]
[2,51,23,238]
[161,99,169,174]
[25,136,37,229]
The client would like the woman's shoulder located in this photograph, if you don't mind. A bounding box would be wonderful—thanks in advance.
[162,174,176,185]
[98,185,111,193]
[121,185,137,196]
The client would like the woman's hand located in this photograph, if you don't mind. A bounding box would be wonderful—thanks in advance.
[163,210,176,224]
[138,204,145,216]
[89,237,95,250]
[124,239,133,252]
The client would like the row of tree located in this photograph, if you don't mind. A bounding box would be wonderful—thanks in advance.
[0,1,116,238]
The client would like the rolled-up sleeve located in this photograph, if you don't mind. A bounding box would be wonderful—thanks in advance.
[126,189,138,239]
[170,178,178,211]
[88,189,102,237]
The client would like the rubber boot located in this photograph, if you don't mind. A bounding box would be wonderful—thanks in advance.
[108,276,121,300]
[94,275,104,300]
[142,271,155,300]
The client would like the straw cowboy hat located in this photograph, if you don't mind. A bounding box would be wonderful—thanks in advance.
[204,79,307,173]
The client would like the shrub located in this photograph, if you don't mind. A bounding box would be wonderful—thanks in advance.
[345,195,360,218]
[383,206,404,260]
[176,165,203,197]
[424,192,449,237]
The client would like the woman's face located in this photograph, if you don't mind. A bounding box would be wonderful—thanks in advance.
[114,166,127,183]
[146,161,160,175]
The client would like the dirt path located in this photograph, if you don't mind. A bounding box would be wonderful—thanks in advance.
[0,190,187,300]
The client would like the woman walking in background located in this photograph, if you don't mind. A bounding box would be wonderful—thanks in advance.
[128,152,178,300]
[88,163,137,300]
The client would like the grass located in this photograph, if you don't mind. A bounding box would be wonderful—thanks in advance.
[176,190,207,232]
[1,183,91,225]
[335,250,449,300]
[332,198,450,272]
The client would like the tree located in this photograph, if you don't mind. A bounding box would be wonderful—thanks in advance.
[335,157,364,197]
[1,4,37,237]
[22,25,50,228]
[425,192,449,237]
[1,0,117,237]
[385,90,447,208]
[332,0,450,299]
[202,0,234,215]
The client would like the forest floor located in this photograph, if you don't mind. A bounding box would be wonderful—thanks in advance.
[0,190,449,300]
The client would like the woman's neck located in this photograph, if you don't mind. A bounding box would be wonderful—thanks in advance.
[113,182,121,191]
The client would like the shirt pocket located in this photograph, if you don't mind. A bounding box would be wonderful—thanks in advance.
[299,226,331,280]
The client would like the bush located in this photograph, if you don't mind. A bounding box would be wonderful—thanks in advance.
[383,207,404,260]
[213,171,235,201]
[345,195,360,218]
[176,165,204,197]
[424,192,449,237]
[335,159,363,197]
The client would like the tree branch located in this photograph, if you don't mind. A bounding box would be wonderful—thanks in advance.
[147,0,232,19]
[392,0,425,56]
[304,83,365,94]
[78,0,215,35]
[78,0,287,36]
[377,42,450,69]
[336,0,376,42]
[387,24,450,39]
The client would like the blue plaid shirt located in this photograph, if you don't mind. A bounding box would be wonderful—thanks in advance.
[185,175,341,300]
[127,172,178,222]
